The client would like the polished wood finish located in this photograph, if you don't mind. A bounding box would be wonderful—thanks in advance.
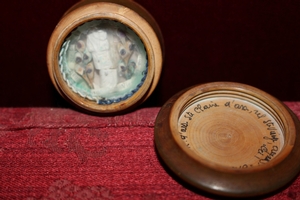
[47,0,163,114]
[155,82,300,198]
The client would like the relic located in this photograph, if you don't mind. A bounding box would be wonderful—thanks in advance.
[155,82,300,198]
[47,0,163,114]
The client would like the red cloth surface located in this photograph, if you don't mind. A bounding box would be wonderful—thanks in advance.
[0,102,299,199]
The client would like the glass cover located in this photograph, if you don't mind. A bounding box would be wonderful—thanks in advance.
[59,20,148,105]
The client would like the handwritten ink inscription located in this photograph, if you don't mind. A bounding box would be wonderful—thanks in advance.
[194,102,220,113]
[177,98,282,168]
[255,144,279,165]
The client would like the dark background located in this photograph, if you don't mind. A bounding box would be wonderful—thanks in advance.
[1,0,299,108]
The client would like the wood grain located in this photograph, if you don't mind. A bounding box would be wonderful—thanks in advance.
[155,82,300,198]
[47,0,163,114]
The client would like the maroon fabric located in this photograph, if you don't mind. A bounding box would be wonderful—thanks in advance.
[0,103,299,199]
[1,0,300,108]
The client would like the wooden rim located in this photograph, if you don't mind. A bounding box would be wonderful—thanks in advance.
[47,1,163,114]
[155,82,300,198]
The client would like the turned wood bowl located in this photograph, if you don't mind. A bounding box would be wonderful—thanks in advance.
[47,0,163,114]
[155,82,300,198]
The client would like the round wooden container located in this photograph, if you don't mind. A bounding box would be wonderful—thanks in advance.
[155,82,300,198]
[47,0,163,114]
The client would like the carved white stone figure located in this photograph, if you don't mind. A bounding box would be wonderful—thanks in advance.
[86,30,118,89]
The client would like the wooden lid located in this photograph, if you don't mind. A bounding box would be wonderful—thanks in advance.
[47,0,163,114]
[155,82,300,198]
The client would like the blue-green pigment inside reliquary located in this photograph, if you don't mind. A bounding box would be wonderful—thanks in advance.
[59,19,148,105]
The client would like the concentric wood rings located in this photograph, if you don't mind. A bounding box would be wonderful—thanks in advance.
[155,82,300,198]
